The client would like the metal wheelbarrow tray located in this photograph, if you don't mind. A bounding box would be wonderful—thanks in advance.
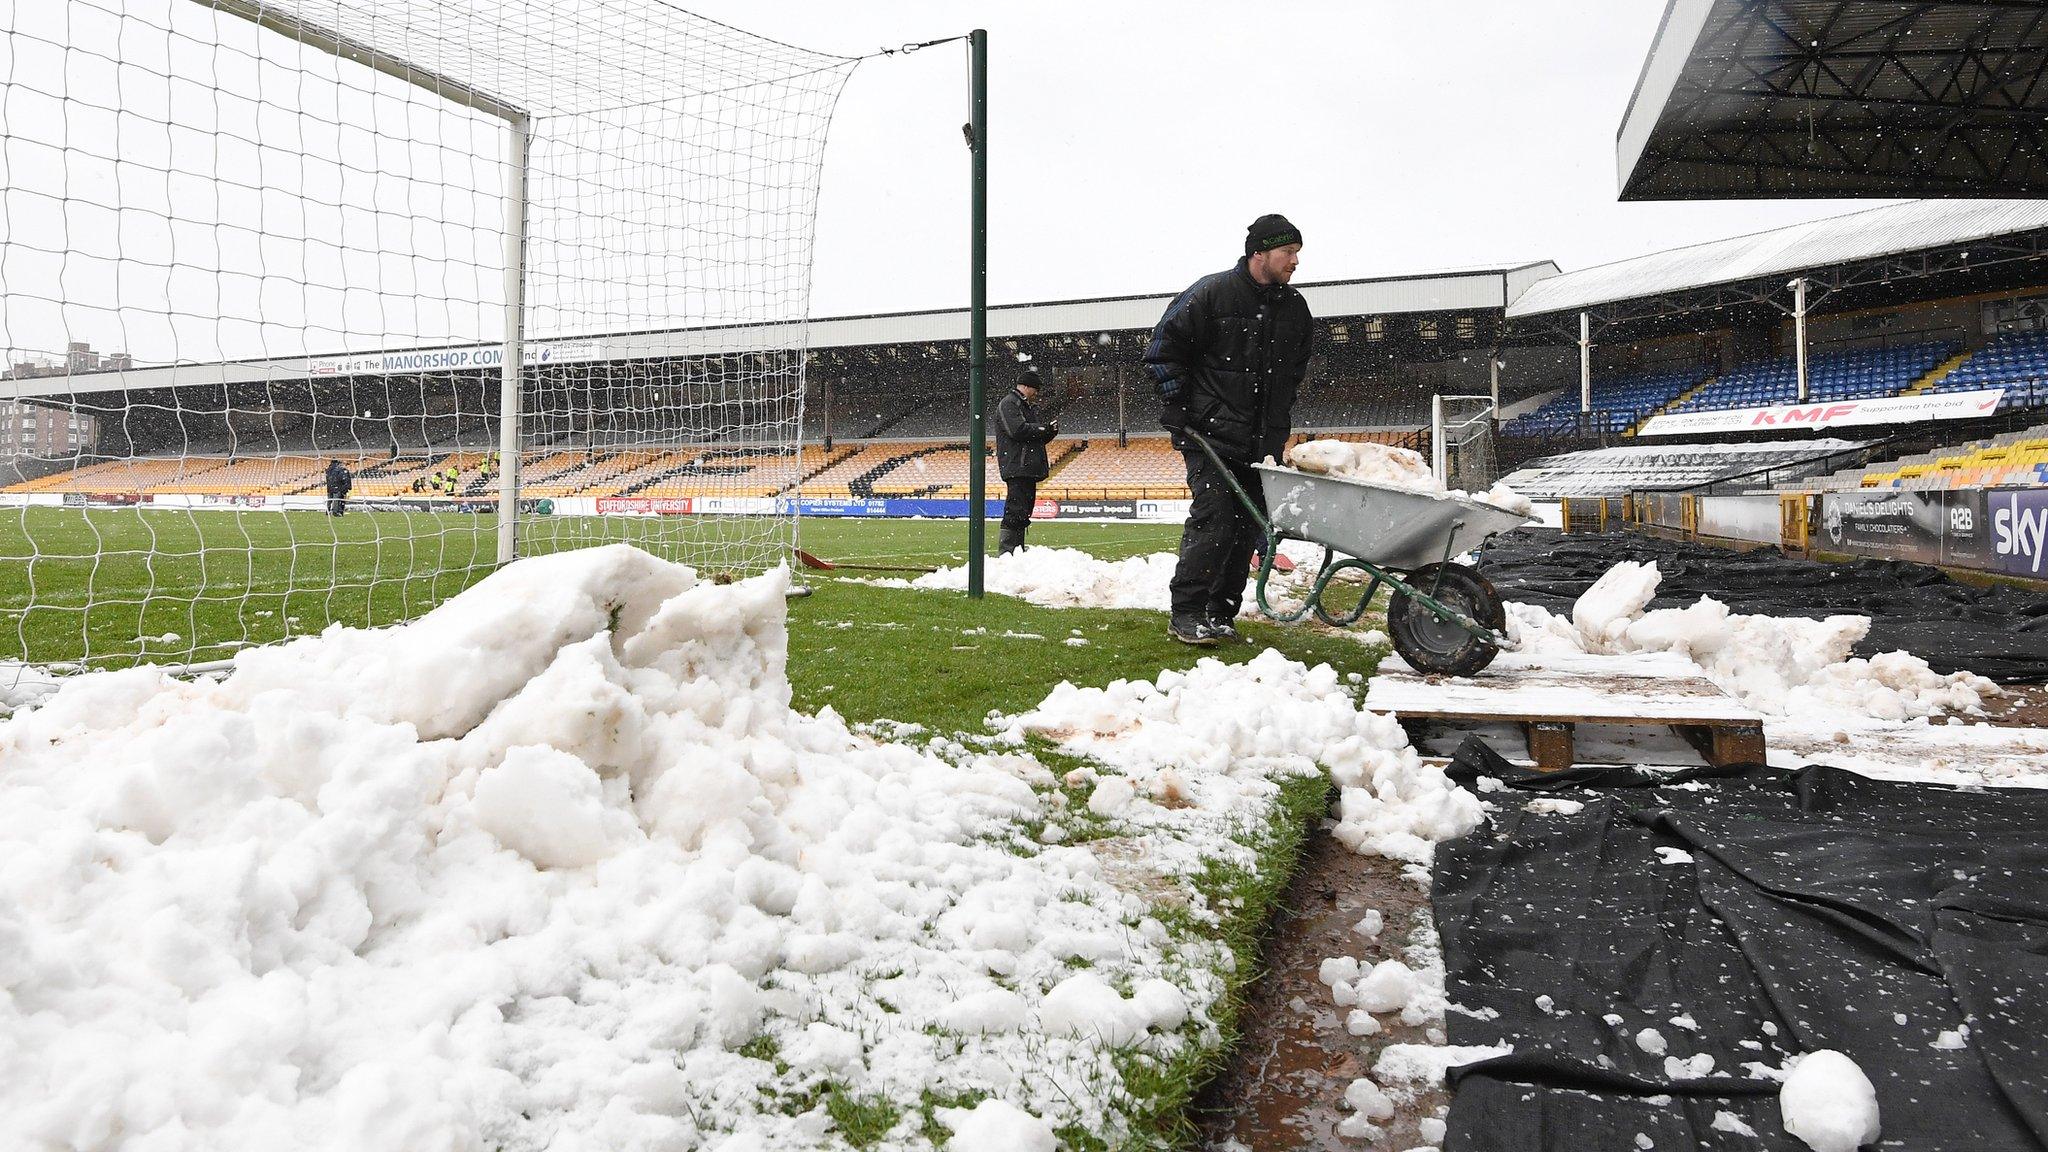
[1254,464,1531,570]
[1176,431,1529,676]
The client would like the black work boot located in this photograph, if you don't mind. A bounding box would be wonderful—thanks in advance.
[998,526,1025,555]
[1168,614,1218,646]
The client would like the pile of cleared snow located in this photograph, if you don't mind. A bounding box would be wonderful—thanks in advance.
[1508,560,1997,721]
[1287,438,1437,489]
[0,661,62,713]
[1000,647,1484,866]
[1285,438,1531,514]
[0,546,1249,1151]
[913,547,1179,609]
[1779,1050,1881,1152]
[907,541,1333,617]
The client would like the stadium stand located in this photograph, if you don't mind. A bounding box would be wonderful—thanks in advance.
[1045,384,1123,436]
[1670,340,1959,412]
[798,443,922,498]
[1036,437,1184,499]
[1931,330,2048,397]
[873,394,969,440]
[1504,367,1708,436]
[1790,420,2048,490]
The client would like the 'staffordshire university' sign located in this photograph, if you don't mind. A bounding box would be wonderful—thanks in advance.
[1637,389,2005,438]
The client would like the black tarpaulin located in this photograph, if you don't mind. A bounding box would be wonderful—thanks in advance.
[1432,738,2048,1151]
[1475,530,2048,684]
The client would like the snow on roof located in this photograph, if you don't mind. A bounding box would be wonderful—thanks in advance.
[1506,200,2048,319]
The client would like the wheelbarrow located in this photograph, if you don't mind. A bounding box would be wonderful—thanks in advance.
[1186,430,1527,676]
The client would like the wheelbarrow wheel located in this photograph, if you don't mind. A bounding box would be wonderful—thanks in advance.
[1387,563,1507,677]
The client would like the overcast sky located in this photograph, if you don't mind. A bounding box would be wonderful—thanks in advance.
[5,1,1901,367]
[688,0,1893,317]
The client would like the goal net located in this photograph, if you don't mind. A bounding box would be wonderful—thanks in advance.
[1432,393,1499,494]
[2,0,856,681]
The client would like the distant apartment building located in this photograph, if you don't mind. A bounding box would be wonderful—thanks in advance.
[4,342,117,456]
[0,401,97,457]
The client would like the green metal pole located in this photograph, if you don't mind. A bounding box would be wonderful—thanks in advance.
[966,28,988,597]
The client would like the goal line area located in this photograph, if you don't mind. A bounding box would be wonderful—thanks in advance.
[3,0,857,678]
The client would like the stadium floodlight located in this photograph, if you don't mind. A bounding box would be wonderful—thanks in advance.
[1,0,858,678]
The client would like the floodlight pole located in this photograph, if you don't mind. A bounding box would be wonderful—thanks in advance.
[1792,277,1810,403]
[966,28,989,597]
[498,116,530,564]
[1578,311,1592,415]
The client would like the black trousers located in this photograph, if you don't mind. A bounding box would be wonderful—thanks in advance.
[326,495,346,516]
[1169,448,1261,621]
[1000,478,1037,551]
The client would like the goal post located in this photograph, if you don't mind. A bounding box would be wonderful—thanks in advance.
[1431,393,1499,494]
[0,0,858,679]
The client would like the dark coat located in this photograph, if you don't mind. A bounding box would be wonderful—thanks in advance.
[324,461,352,498]
[993,386,1056,481]
[1143,256,1313,463]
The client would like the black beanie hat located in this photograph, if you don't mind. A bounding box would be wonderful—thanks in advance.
[1245,213,1303,256]
[1017,364,1042,389]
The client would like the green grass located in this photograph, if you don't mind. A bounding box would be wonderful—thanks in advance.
[0,507,1185,669]
[785,578,1374,736]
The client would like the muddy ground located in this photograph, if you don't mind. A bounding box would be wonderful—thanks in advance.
[1192,814,1448,1151]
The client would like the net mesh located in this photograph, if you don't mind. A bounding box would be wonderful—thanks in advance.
[1436,394,1499,494]
[1,0,856,682]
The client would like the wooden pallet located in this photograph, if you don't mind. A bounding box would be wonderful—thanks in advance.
[1365,650,1765,772]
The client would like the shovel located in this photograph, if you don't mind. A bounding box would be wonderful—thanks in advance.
[793,548,939,575]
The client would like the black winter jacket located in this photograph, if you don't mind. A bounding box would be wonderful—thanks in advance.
[324,461,352,498]
[1143,257,1313,464]
[993,387,1056,481]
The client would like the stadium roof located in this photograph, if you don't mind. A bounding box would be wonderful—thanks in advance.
[1505,198,2048,318]
[1619,0,2048,199]
[6,263,1559,401]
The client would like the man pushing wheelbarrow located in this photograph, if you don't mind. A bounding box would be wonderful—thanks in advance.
[1144,214,1527,674]
[1145,213,1314,647]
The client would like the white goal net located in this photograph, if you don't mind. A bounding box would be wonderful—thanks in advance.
[1431,393,1499,495]
[2,0,856,681]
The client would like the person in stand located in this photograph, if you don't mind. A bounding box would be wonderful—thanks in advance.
[1144,213,1313,646]
[992,364,1058,554]
[323,457,353,517]
[444,464,460,494]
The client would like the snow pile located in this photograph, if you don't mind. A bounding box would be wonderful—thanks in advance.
[937,1099,1056,1151]
[1778,1050,1881,1152]
[0,661,63,714]
[1001,648,1484,864]
[0,546,1226,1150]
[906,541,1334,618]
[912,547,1180,609]
[1508,561,1997,721]
[1287,438,1436,489]
[1373,1042,1513,1098]
[1474,480,1534,515]
[1285,438,1531,514]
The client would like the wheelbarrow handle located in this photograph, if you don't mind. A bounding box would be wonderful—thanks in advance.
[1181,428,1274,539]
